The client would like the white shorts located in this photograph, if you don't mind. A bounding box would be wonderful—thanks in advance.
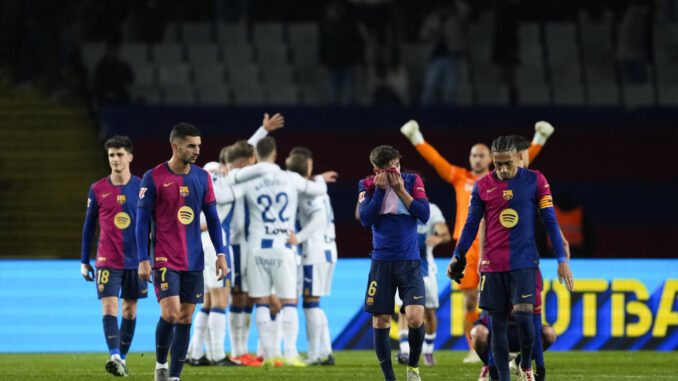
[246,247,297,299]
[299,261,336,297]
[395,274,438,309]
[202,233,232,291]
[231,243,248,293]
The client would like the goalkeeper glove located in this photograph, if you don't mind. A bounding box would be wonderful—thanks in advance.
[449,253,467,284]
[400,120,424,146]
[532,121,554,145]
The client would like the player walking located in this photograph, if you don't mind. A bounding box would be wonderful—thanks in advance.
[136,123,229,381]
[448,136,574,381]
[81,135,146,377]
[358,145,430,381]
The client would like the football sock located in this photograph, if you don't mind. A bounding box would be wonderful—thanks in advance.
[208,308,226,361]
[189,308,209,360]
[465,310,479,349]
[399,329,410,353]
[273,312,283,357]
[423,333,436,354]
[303,301,322,360]
[255,304,274,359]
[282,304,299,359]
[373,327,396,381]
[155,317,174,364]
[119,317,136,359]
[478,345,489,365]
[515,311,535,371]
[408,323,425,368]
[319,308,333,357]
[227,306,241,357]
[102,315,121,357]
[241,306,253,356]
[169,323,191,378]
[532,314,545,367]
[488,310,510,381]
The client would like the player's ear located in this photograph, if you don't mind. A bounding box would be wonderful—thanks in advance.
[128,153,133,163]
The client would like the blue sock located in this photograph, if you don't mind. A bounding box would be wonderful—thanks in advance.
[119,318,136,359]
[487,316,495,368]
[373,327,396,381]
[407,324,425,368]
[270,312,277,321]
[515,311,535,370]
[102,315,120,357]
[169,323,191,378]
[489,311,510,381]
[532,314,545,368]
[155,317,174,364]
[243,305,253,313]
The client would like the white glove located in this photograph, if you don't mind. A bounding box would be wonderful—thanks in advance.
[400,120,425,146]
[533,121,555,145]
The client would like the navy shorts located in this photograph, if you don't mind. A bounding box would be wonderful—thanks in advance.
[153,267,204,304]
[364,260,425,315]
[479,269,537,311]
[96,267,148,300]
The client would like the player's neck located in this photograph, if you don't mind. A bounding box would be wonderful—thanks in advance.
[109,170,131,186]
[168,156,191,174]
[473,169,489,178]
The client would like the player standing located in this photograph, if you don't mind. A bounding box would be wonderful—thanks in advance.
[358,145,430,381]
[448,136,574,381]
[401,120,553,362]
[81,135,146,377]
[136,123,229,381]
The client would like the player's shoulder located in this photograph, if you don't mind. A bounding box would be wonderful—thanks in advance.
[475,171,497,189]
[91,176,109,191]
[130,175,142,185]
[358,176,375,193]
[522,167,547,183]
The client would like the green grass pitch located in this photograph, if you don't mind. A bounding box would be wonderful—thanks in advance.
[0,351,675,380]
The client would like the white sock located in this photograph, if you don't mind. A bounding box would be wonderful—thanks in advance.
[207,308,226,361]
[111,354,121,361]
[155,362,168,369]
[399,330,410,353]
[423,333,436,354]
[282,305,299,359]
[241,310,252,356]
[189,309,209,360]
[255,305,274,359]
[303,307,322,361]
[273,312,283,357]
[256,336,263,357]
[228,309,240,357]
[319,308,332,357]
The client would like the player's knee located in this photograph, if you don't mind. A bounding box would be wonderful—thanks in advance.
[162,310,179,324]
[120,302,137,320]
[101,298,118,316]
[542,325,557,349]
[512,303,533,313]
[372,314,391,329]
[405,310,424,328]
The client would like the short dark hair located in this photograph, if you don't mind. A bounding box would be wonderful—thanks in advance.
[169,122,201,143]
[507,135,530,151]
[224,140,254,164]
[369,145,401,169]
[491,136,517,154]
[285,154,309,177]
[104,135,133,153]
[290,146,312,159]
[256,136,276,159]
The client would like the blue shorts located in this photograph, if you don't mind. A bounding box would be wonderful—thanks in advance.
[96,267,148,300]
[153,268,204,304]
[479,269,537,311]
[364,260,425,315]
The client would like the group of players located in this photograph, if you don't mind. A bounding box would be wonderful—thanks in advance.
[81,114,339,380]
[81,112,575,381]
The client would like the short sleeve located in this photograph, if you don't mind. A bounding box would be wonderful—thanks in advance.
[410,174,428,200]
[535,171,554,209]
[137,171,157,210]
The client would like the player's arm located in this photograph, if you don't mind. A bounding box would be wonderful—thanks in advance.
[477,218,486,274]
[528,121,555,163]
[536,172,574,291]
[427,222,451,247]
[358,176,386,227]
[401,120,465,185]
[80,187,98,281]
[288,203,324,245]
[388,172,430,223]
[233,162,279,183]
[247,112,285,147]
[135,174,157,282]
[202,177,229,281]
[292,171,338,197]
[448,184,484,282]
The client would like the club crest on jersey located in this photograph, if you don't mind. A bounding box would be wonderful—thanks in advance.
[179,186,189,197]
[98,284,104,292]
[139,187,147,199]
[116,195,126,205]
[366,297,374,306]
[502,190,514,200]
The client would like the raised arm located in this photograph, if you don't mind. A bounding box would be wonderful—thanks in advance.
[80,187,98,280]
[529,121,555,163]
[401,120,464,185]
[247,112,285,146]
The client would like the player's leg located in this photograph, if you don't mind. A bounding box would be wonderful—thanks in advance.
[479,272,511,381]
[208,286,235,365]
[188,292,210,365]
[166,270,203,379]
[531,314,545,380]
[117,268,147,373]
[97,267,126,376]
[365,260,397,381]
[422,273,440,366]
[397,260,426,381]
[246,248,276,364]
[302,263,322,363]
[470,323,491,380]
[272,247,304,365]
[269,294,284,359]
[228,244,257,364]
[509,269,537,379]
[393,290,409,364]
[317,260,336,364]
[460,246,481,363]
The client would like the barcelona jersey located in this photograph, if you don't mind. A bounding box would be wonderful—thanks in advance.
[138,163,217,271]
[454,167,566,272]
[82,176,141,270]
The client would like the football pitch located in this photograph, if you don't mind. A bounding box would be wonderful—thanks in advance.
[0,351,675,380]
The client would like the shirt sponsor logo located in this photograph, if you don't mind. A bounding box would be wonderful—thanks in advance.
[116,195,126,205]
[499,208,519,228]
[179,186,189,197]
[114,212,131,229]
[177,206,194,225]
[102,192,112,198]
[139,188,147,199]
[502,189,514,200]
[254,257,283,267]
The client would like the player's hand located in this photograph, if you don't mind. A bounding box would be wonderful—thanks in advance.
[425,235,443,247]
[400,120,424,145]
[216,254,229,281]
[374,172,388,189]
[263,112,284,132]
[81,263,95,281]
[287,231,299,245]
[138,260,152,283]
[447,255,466,283]
[387,172,405,194]
[320,171,338,183]
[218,164,229,177]
[557,262,574,291]
[562,236,571,262]
[533,121,554,145]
